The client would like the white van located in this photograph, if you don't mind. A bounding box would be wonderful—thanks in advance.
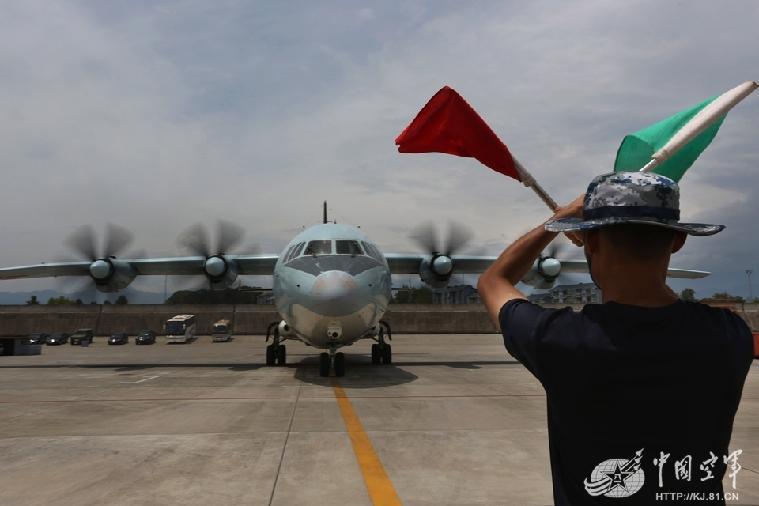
[212,319,232,342]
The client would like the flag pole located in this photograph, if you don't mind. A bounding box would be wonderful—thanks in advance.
[513,158,559,212]
[639,159,659,173]
[640,80,758,173]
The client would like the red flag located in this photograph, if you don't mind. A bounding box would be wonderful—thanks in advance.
[395,86,521,181]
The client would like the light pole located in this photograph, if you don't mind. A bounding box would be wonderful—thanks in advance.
[747,270,754,303]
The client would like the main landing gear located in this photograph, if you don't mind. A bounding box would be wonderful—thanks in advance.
[319,349,345,378]
[371,320,392,365]
[265,321,287,367]
[266,320,393,377]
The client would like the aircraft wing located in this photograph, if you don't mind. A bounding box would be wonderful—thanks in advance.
[385,254,500,274]
[0,262,92,280]
[0,255,280,279]
[664,267,711,279]
[231,255,280,275]
[130,255,279,276]
[384,254,710,279]
[384,254,424,274]
[555,260,710,279]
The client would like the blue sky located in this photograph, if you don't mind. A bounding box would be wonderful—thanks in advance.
[0,1,757,299]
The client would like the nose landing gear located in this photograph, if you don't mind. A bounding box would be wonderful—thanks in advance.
[333,352,345,377]
[371,320,392,365]
[265,321,287,366]
[319,349,345,377]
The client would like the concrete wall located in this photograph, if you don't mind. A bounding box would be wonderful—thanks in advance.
[0,303,756,336]
[741,311,759,331]
[0,305,282,336]
[385,304,498,333]
[0,305,101,336]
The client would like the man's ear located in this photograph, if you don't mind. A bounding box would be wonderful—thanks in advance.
[672,231,687,253]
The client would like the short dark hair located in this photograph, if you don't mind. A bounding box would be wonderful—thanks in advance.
[598,224,677,259]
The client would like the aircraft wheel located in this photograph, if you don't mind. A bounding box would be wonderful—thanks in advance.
[381,344,392,364]
[276,345,286,366]
[371,344,381,365]
[265,344,276,366]
[334,352,346,377]
[318,352,331,377]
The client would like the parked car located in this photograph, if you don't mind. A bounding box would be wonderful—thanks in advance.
[47,333,70,345]
[70,328,94,346]
[108,333,129,345]
[135,330,156,345]
[27,333,49,345]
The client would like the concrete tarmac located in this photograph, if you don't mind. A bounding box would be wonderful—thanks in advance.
[0,335,757,505]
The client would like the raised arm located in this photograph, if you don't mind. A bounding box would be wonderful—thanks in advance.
[477,196,584,327]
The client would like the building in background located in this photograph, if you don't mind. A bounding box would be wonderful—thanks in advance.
[392,285,481,304]
[432,285,481,304]
[529,282,602,305]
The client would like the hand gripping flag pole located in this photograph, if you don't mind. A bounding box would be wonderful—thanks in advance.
[395,86,559,212]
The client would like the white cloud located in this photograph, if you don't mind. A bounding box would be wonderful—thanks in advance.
[0,0,756,298]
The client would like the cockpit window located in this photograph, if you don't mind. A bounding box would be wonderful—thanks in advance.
[304,240,332,256]
[361,241,383,262]
[285,242,305,262]
[282,244,296,262]
[336,240,363,256]
[293,242,305,258]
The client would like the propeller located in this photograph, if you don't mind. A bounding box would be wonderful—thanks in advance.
[177,220,246,257]
[410,221,474,285]
[66,223,133,261]
[410,221,473,258]
[177,220,256,289]
[59,223,138,301]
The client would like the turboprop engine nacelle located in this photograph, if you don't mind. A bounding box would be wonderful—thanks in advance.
[204,256,239,289]
[523,256,563,289]
[90,258,138,292]
[419,255,454,289]
[278,320,295,337]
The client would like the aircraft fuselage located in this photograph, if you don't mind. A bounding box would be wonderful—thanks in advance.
[272,223,392,349]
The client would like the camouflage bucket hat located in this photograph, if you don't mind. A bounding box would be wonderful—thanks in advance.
[545,172,724,236]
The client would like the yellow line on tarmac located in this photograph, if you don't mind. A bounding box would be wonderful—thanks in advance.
[333,383,403,506]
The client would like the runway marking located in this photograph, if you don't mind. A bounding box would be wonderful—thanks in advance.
[333,383,402,506]
[120,375,161,384]
[0,396,295,404]
[268,384,301,506]
[135,375,160,383]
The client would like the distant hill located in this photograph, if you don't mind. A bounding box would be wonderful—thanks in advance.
[0,289,61,305]
[0,289,165,305]
[166,286,273,304]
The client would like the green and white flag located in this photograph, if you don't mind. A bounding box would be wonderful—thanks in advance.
[614,81,757,181]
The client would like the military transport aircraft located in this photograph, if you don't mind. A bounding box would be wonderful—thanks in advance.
[0,203,709,376]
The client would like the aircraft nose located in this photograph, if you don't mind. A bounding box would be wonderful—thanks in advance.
[311,270,359,305]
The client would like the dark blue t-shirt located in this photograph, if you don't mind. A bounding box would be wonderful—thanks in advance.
[499,299,753,505]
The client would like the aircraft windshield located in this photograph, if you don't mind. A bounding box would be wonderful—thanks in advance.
[336,240,362,255]
[362,241,383,262]
[304,240,332,256]
[165,322,186,335]
[284,242,305,263]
